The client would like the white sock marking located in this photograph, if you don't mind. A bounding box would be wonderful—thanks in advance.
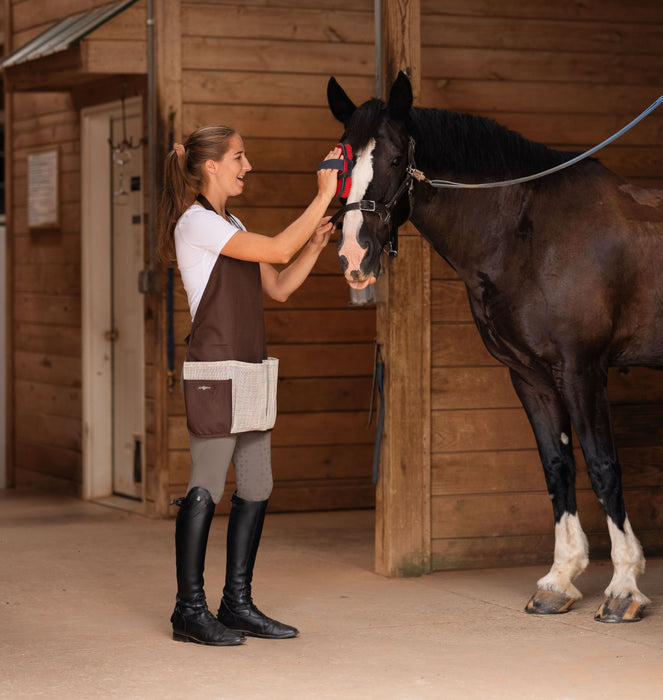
[537,512,589,599]
[604,516,650,604]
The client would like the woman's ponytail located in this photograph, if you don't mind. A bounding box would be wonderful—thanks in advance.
[157,126,236,267]
[157,146,188,266]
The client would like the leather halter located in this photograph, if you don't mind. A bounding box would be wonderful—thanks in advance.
[327,137,418,258]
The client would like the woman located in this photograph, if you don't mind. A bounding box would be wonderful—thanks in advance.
[158,126,341,646]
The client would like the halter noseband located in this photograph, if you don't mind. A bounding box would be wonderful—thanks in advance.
[319,137,419,258]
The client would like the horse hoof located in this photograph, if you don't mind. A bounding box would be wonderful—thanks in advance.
[525,589,575,615]
[594,596,645,623]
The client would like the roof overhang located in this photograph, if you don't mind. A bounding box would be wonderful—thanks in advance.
[2,0,145,91]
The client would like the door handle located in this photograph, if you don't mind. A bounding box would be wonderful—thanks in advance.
[104,328,119,341]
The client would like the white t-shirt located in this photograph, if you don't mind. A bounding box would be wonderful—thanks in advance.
[174,204,244,319]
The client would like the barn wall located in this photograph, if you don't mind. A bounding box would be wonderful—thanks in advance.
[421,0,663,568]
[165,0,379,514]
[4,0,379,515]
[4,0,154,498]
[5,0,663,556]
[5,0,378,514]
[9,90,82,494]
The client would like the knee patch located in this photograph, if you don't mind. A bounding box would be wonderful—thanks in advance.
[233,431,273,502]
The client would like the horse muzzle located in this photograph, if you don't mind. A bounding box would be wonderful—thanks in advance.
[344,268,377,290]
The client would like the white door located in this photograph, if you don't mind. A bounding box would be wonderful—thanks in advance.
[81,98,145,502]
[110,112,145,499]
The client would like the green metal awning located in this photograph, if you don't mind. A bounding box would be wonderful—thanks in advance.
[2,0,139,69]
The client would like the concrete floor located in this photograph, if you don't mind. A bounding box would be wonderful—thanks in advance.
[1,490,662,700]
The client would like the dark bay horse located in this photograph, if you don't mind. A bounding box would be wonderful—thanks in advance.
[327,72,663,622]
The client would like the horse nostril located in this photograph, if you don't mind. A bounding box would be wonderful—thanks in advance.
[338,255,349,273]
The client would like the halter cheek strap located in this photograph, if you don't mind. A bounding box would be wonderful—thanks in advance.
[318,143,354,198]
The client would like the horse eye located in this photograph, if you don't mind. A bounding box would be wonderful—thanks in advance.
[391,156,403,168]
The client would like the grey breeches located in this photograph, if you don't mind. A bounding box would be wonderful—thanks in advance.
[187,430,274,504]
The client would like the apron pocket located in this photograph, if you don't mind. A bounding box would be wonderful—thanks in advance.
[182,358,278,435]
[182,378,233,437]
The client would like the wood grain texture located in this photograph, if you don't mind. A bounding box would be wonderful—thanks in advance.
[6,0,663,543]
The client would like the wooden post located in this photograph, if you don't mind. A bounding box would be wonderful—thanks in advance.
[4,1,15,489]
[378,0,420,101]
[375,0,431,576]
[151,0,182,516]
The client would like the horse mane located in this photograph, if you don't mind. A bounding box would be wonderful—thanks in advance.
[345,98,587,183]
[406,107,585,182]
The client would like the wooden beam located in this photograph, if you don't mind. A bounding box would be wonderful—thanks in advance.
[151,0,182,516]
[380,0,421,101]
[82,39,147,74]
[375,0,431,576]
[3,46,84,92]
[3,38,146,93]
[156,0,182,144]
[4,0,15,489]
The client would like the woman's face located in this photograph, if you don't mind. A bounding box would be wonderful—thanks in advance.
[210,133,252,198]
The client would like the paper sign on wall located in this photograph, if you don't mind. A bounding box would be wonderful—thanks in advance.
[28,148,59,229]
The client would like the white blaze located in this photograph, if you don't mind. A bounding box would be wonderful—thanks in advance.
[338,139,376,280]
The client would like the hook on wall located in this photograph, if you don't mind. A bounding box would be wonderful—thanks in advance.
[109,81,144,203]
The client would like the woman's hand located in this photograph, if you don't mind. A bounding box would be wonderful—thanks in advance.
[317,146,342,200]
[260,214,336,301]
[308,216,335,250]
[222,147,343,265]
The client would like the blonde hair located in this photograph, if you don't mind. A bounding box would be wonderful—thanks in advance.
[157,125,236,265]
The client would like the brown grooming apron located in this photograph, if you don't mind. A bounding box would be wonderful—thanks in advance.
[182,198,275,437]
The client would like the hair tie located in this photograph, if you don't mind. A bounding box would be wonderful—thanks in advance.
[173,143,185,157]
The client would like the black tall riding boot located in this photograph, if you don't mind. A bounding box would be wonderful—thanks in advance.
[217,492,299,639]
[171,486,245,646]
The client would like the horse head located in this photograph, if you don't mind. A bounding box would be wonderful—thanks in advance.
[327,72,415,289]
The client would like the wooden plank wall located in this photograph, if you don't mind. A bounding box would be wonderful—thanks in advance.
[7,0,663,563]
[10,0,106,47]
[167,0,379,513]
[9,87,83,495]
[5,0,153,497]
[421,0,663,568]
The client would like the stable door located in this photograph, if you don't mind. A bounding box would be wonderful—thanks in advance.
[81,98,145,502]
[109,111,145,498]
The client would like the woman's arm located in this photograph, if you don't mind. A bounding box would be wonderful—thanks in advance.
[220,147,341,265]
[260,217,334,302]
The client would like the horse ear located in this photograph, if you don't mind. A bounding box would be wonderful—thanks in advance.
[388,71,413,121]
[327,77,357,126]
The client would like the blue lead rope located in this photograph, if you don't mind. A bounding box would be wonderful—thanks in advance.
[166,126,176,393]
[167,266,175,392]
[368,342,385,485]
[415,94,663,190]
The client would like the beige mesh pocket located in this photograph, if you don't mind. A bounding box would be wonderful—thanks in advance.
[182,358,278,433]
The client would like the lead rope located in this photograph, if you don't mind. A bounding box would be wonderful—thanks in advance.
[167,266,175,393]
[411,94,663,190]
[368,341,385,485]
[166,128,176,394]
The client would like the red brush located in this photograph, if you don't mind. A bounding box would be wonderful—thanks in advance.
[318,143,354,199]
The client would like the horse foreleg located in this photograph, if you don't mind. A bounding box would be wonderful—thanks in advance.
[597,516,650,621]
[509,370,588,614]
[535,511,588,602]
[560,363,649,622]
